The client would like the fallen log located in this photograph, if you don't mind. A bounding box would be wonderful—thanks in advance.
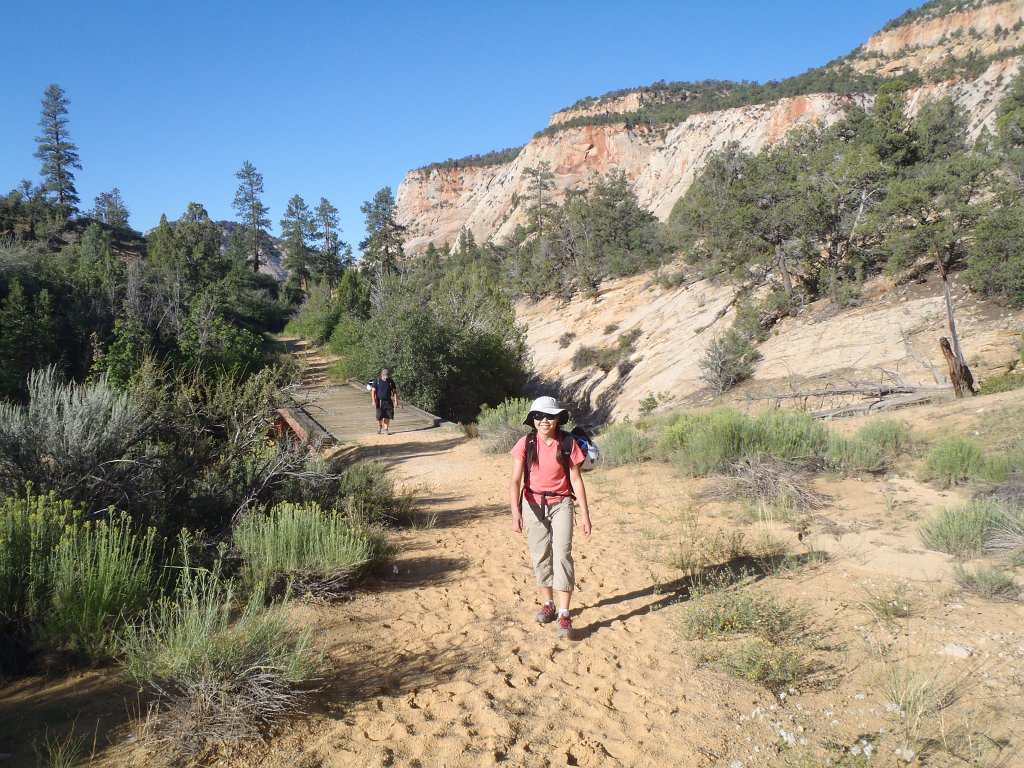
[812,391,939,418]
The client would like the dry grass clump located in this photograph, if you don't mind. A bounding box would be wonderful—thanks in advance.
[953,563,1021,600]
[859,581,919,627]
[702,456,831,512]
[878,655,968,745]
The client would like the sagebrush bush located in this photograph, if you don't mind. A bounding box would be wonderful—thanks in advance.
[923,436,1000,486]
[335,461,411,524]
[597,422,654,467]
[234,501,394,598]
[918,498,1021,557]
[476,397,533,455]
[713,638,809,690]
[121,552,323,760]
[0,368,156,508]
[571,344,622,373]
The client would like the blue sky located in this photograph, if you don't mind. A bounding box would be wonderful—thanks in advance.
[1,0,919,249]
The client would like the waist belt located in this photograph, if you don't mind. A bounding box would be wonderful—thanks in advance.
[523,487,574,507]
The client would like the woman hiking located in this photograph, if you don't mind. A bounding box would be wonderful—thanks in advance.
[509,396,592,640]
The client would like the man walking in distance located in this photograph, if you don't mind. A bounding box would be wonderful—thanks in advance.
[370,368,399,435]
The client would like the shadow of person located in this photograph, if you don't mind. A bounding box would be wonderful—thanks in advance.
[573,551,827,640]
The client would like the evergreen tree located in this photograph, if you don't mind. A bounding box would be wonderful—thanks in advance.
[522,161,556,235]
[176,202,227,287]
[314,196,346,284]
[91,187,131,230]
[279,194,319,293]
[359,187,405,290]
[231,161,271,272]
[0,279,35,397]
[34,84,82,217]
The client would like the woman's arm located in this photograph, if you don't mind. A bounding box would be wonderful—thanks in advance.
[509,456,525,533]
[569,465,592,537]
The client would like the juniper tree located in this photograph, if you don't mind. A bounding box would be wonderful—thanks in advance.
[231,161,270,272]
[34,84,82,217]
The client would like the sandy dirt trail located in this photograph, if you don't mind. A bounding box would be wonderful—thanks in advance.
[280,424,746,768]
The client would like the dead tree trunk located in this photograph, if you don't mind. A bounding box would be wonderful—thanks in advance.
[940,338,976,397]
[935,248,975,397]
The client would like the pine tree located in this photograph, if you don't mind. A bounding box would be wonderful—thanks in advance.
[231,161,270,272]
[280,194,318,292]
[359,187,405,284]
[34,84,82,217]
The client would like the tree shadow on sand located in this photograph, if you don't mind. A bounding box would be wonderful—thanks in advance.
[574,551,828,640]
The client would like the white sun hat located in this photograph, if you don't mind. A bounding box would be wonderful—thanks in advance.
[523,396,568,426]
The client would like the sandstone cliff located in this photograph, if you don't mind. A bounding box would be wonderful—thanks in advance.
[395,1,1023,257]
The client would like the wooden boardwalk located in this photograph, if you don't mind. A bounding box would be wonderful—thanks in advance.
[278,338,440,443]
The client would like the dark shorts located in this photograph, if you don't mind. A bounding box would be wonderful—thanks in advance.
[375,403,395,421]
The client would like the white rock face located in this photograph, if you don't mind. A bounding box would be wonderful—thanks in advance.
[517,271,1024,421]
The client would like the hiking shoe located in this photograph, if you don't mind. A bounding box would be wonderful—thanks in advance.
[556,613,574,639]
[535,602,556,624]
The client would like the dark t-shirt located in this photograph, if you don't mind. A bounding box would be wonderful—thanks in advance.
[372,378,397,403]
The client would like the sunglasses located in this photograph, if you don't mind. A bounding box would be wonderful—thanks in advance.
[530,412,561,422]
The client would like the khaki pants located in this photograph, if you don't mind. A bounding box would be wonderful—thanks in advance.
[522,495,574,593]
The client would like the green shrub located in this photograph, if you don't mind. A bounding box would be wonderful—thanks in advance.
[476,397,533,455]
[283,281,340,344]
[656,408,829,475]
[827,434,886,473]
[42,512,159,660]
[597,422,654,467]
[603,323,619,335]
[120,552,322,759]
[234,501,394,598]
[953,563,1020,599]
[557,332,575,348]
[0,491,73,632]
[638,392,658,416]
[828,420,915,474]
[683,588,806,645]
[856,419,915,460]
[571,344,622,372]
[698,330,762,394]
[919,499,1021,557]
[712,638,810,690]
[979,371,1024,395]
[923,436,999,486]
[0,492,159,660]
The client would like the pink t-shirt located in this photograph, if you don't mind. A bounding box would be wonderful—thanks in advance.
[511,432,585,502]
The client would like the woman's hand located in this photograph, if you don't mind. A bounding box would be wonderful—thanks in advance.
[511,509,523,533]
[580,510,592,537]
